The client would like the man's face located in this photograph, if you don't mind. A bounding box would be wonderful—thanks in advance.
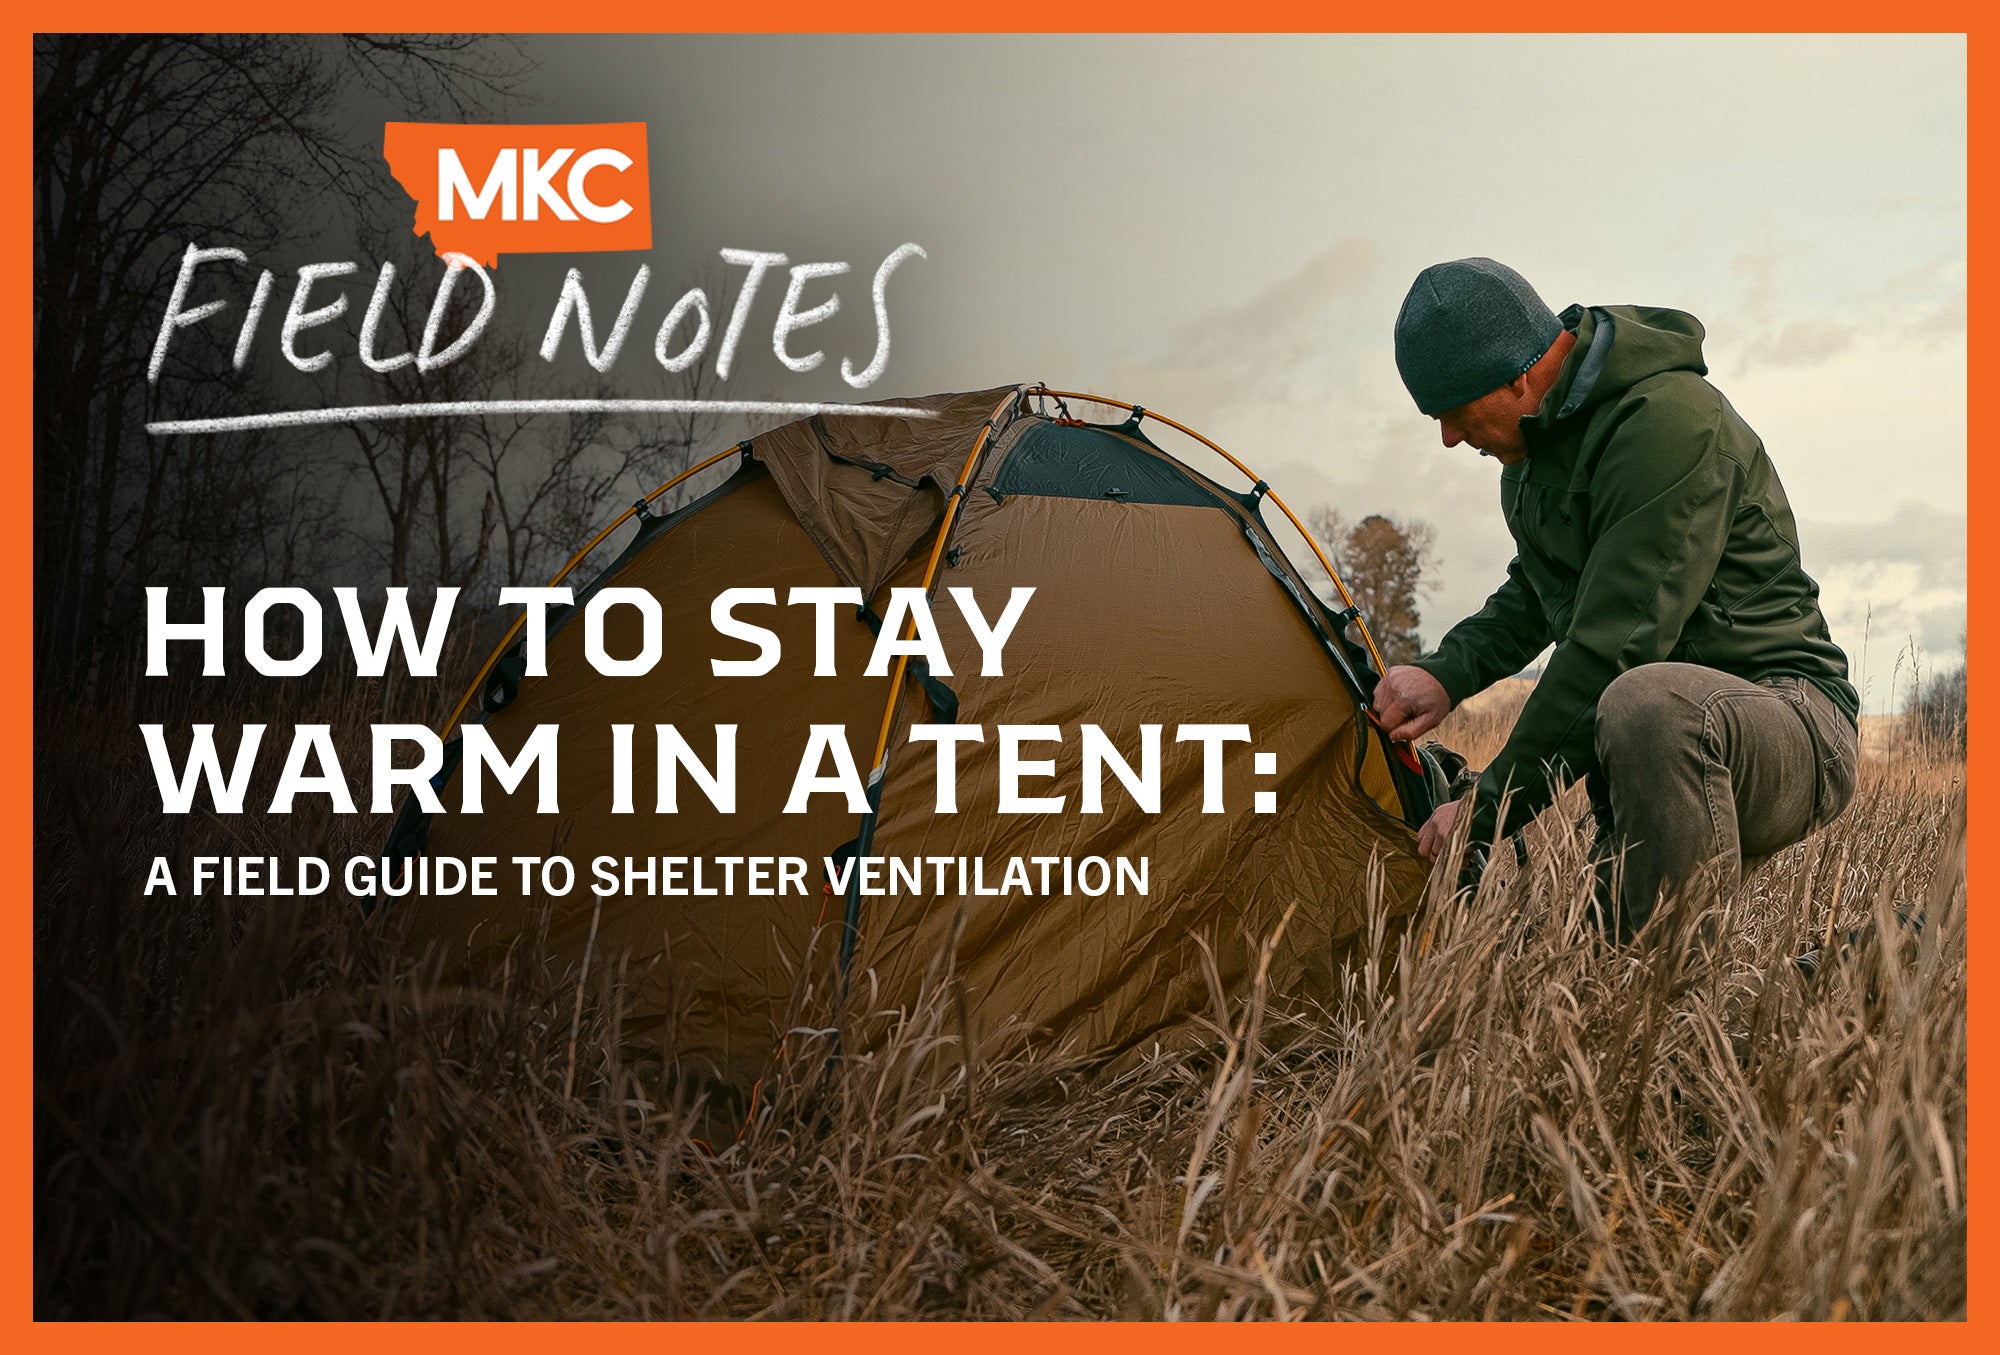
[1434,381,1534,465]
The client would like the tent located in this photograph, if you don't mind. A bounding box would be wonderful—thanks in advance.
[388,385,1440,1090]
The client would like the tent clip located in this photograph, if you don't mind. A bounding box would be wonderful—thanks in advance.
[1031,385,1074,422]
[1331,603,1361,629]
[1116,405,1146,435]
[1248,479,1270,506]
[631,496,656,522]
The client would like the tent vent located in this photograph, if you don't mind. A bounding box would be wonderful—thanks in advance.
[483,650,528,713]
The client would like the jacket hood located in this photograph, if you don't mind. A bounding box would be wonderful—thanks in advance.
[1536,303,1710,424]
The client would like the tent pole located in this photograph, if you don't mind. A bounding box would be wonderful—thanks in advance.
[839,387,1027,977]
[434,443,746,741]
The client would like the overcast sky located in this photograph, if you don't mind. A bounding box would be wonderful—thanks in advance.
[420,34,1964,713]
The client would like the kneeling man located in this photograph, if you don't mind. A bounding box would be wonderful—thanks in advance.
[1373,257,1859,933]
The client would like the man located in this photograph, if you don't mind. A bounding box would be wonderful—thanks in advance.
[1372,257,1859,934]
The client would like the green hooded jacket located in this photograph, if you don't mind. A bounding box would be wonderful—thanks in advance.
[1412,303,1858,843]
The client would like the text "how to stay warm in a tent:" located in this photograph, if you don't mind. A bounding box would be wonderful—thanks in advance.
[137,584,1290,820]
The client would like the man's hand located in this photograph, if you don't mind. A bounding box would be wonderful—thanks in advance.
[1416,798,1461,861]
[1373,665,1452,743]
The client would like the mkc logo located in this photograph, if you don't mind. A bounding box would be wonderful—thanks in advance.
[383,122,652,266]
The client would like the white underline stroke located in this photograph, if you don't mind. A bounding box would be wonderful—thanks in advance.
[145,399,940,436]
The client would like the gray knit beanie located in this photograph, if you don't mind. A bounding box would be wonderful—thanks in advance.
[1394,258,1562,416]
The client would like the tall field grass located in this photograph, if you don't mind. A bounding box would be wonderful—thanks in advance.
[35,672,1964,1318]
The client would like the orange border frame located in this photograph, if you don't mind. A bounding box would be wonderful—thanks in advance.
[9,6,1984,1340]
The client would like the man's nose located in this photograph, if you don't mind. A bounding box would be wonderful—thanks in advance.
[1439,422,1463,448]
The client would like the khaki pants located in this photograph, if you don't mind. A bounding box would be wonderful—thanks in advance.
[1590,663,1859,935]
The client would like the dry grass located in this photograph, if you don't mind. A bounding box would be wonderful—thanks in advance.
[1436,676,1536,767]
[35,675,1965,1319]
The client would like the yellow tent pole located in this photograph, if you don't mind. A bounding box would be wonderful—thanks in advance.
[436,443,745,740]
[836,387,1022,980]
[1026,388,1393,680]
[864,388,1023,777]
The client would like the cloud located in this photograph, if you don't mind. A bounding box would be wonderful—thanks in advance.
[1729,232,1805,327]
[1740,254,1965,369]
[1799,501,1965,591]
[1796,502,1965,707]
[1898,295,1966,346]
[1744,317,1856,369]
[1162,238,1385,374]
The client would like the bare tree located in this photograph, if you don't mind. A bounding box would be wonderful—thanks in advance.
[327,233,734,596]
[34,35,526,683]
[464,265,735,590]
[1307,506,1437,666]
[1306,505,1350,571]
[1909,634,1967,751]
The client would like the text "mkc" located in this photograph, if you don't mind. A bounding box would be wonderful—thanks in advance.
[383,122,652,265]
